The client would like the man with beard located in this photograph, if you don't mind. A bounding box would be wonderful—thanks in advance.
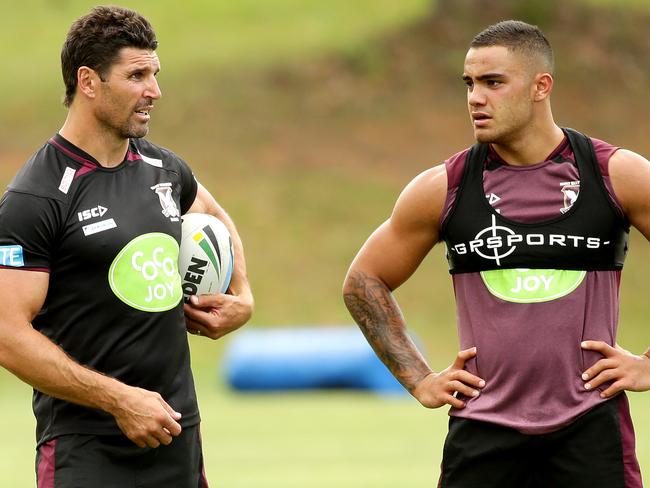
[0,6,253,487]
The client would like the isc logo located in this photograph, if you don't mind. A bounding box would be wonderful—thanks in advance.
[78,205,108,222]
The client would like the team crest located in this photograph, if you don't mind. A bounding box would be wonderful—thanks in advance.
[151,183,180,222]
[560,181,580,214]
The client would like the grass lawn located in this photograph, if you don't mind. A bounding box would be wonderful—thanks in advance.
[0,367,445,487]
[2,352,650,487]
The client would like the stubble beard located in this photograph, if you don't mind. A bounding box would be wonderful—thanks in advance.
[96,87,150,140]
[97,109,149,140]
[474,126,503,144]
[474,131,492,144]
[121,119,149,139]
[474,116,523,146]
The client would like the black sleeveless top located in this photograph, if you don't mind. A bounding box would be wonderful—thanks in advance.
[440,128,629,274]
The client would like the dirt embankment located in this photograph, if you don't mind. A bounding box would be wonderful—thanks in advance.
[4,1,648,181]
[182,0,649,180]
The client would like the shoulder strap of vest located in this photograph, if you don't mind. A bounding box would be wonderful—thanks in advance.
[440,142,489,234]
[562,127,596,174]
[465,142,490,176]
[562,127,623,221]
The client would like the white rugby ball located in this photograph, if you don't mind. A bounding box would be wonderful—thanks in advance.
[179,213,234,302]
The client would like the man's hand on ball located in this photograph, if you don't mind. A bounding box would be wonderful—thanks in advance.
[184,291,253,340]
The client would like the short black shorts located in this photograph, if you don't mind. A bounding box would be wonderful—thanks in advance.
[438,395,642,488]
[35,424,208,488]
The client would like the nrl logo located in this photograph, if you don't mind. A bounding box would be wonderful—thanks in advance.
[151,183,180,222]
[560,181,580,214]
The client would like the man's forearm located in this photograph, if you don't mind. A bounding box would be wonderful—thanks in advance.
[0,321,126,415]
[343,269,432,391]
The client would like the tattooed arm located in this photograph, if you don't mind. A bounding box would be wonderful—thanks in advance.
[343,165,485,409]
[343,270,433,391]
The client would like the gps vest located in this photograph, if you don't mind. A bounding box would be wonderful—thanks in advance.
[441,128,629,274]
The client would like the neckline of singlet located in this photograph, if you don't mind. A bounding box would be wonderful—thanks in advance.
[485,137,571,171]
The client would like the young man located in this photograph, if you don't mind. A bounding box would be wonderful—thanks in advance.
[0,6,253,487]
[343,20,649,487]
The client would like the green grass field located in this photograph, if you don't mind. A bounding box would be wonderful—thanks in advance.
[2,367,650,487]
[2,0,650,486]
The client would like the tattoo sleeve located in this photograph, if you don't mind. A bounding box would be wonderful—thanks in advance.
[343,270,432,392]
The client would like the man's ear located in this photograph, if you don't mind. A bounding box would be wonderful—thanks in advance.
[533,72,554,102]
[77,66,101,99]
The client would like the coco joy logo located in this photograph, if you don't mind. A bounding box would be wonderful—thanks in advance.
[480,268,586,303]
[109,233,182,312]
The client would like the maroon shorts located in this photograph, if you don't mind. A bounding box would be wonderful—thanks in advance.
[36,424,209,488]
[438,395,643,488]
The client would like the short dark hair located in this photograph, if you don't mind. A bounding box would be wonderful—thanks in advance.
[470,20,554,74]
[61,6,158,107]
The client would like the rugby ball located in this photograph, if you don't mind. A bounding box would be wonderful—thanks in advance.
[179,213,234,302]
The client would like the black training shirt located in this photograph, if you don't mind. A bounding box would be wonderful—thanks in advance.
[0,134,199,445]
